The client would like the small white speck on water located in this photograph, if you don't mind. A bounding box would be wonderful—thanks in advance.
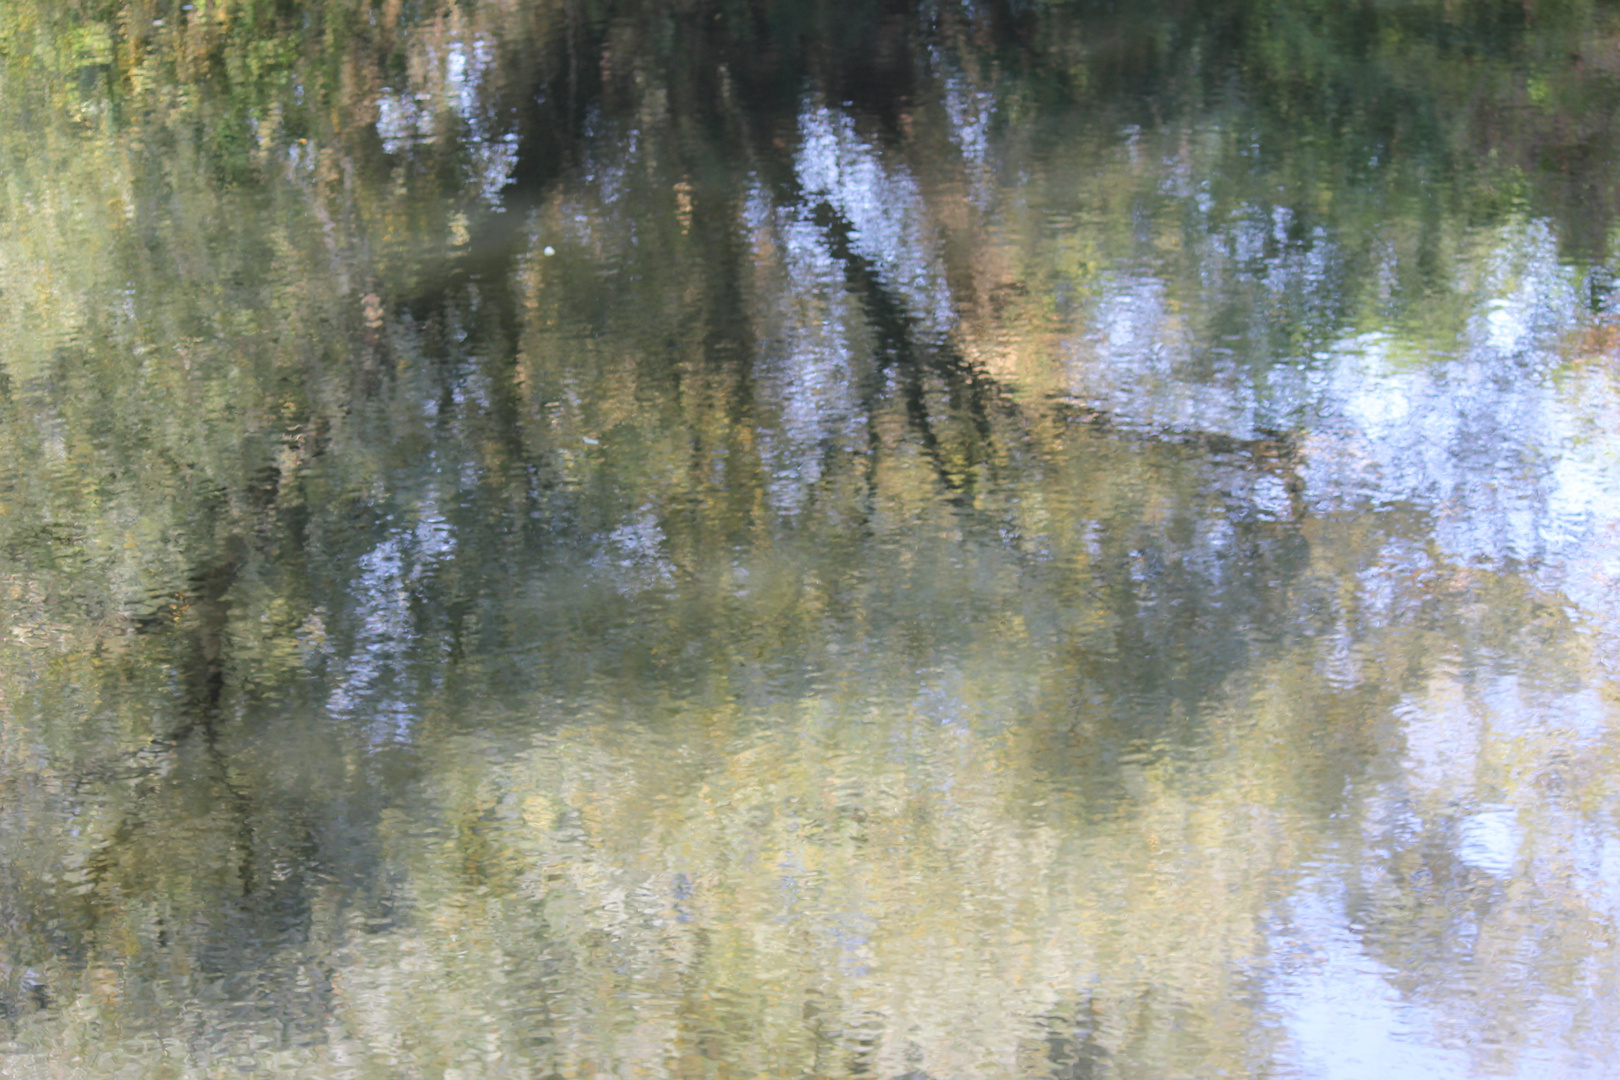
[543,246,556,256]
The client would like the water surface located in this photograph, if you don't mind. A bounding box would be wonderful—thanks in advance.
[3,1,1620,1076]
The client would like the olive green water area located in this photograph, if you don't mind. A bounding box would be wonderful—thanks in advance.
[3,0,1620,1076]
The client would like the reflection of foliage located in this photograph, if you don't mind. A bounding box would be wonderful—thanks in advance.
[1,0,1619,1075]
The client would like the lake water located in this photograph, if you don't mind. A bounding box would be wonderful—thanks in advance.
[3,2,1620,1076]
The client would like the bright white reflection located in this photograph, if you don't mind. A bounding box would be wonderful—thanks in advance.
[1068,214,1620,622]
[327,499,455,744]
[376,91,435,153]
[1273,887,1473,1080]
[742,184,866,513]
[796,100,955,339]
[1456,806,1522,877]
[376,35,517,204]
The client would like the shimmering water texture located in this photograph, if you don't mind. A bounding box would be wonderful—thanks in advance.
[3,1,1620,1077]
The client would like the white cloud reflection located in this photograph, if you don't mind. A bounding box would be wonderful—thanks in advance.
[1068,215,1620,620]
[796,100,956,340]
[743,184,867,514]
[1273,887,1474,1080]
[326,499,456,745]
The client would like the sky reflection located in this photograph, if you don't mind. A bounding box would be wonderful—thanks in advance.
[2,0,1619,1076]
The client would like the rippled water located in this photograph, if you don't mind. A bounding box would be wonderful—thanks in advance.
[3,1,1620,1076]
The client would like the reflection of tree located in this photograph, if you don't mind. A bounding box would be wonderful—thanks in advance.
[2,0,1619,1074]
